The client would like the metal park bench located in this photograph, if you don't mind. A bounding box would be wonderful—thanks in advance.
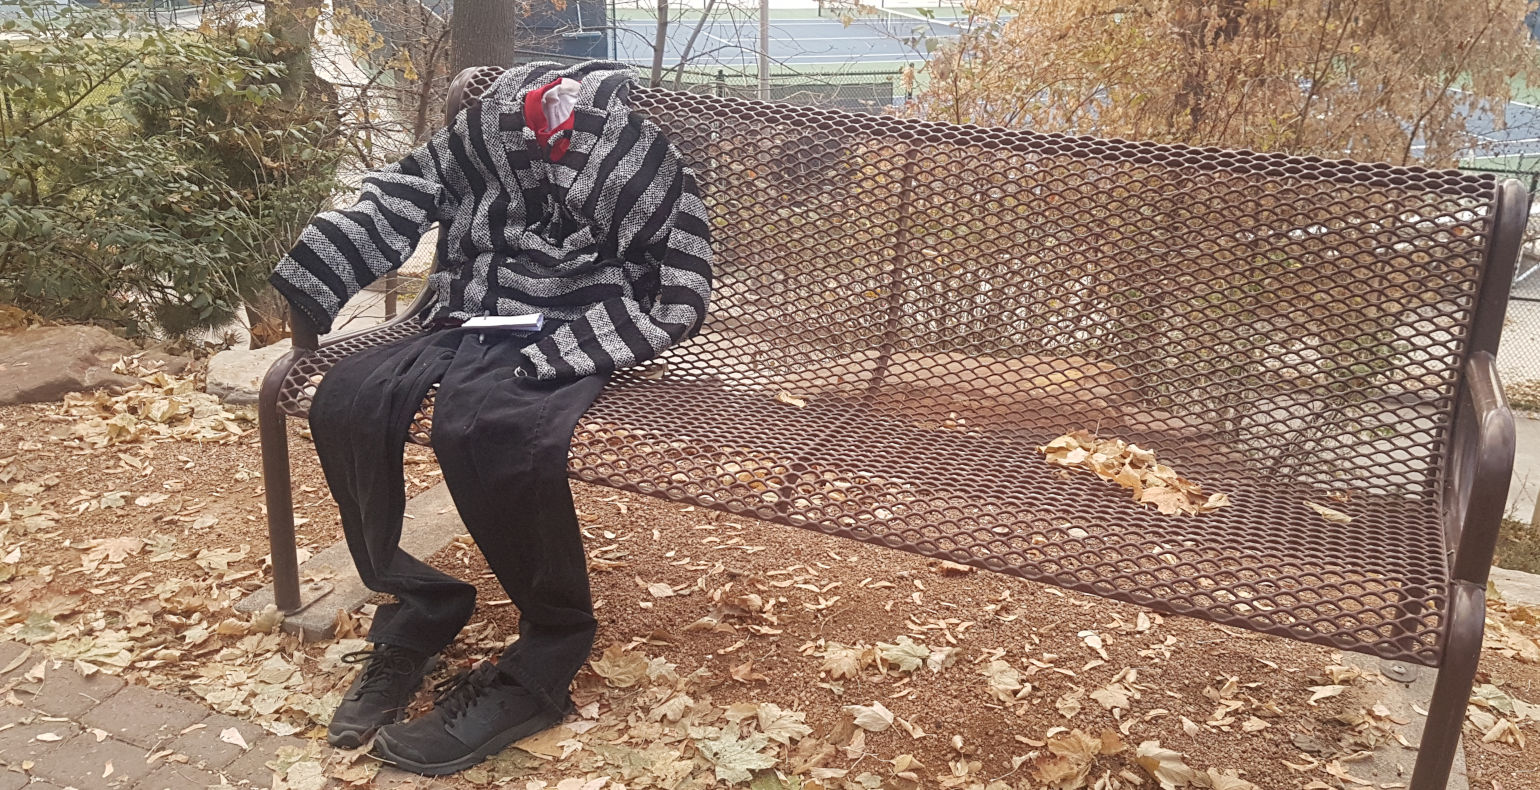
[258,66,1524,788]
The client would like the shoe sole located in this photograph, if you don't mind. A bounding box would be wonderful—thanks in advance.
[372,707,570,776]
[327,726,374,750]
[326,657,440,750]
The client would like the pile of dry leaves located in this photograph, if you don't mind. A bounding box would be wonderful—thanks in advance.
[1039,432,1230,516]
[58,364,254,447]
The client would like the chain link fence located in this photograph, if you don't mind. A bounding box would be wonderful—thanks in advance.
[1,0,199,25]
[655,66,901,114]
[1466,167,1540,412]
[514,50,903,114]
[1466,165,1538,524]
[1508,272,1540,414]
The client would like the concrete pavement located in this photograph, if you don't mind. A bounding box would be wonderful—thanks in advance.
[0,641,450,789]
[0,641,314,789]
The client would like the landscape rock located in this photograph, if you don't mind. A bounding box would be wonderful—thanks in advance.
[207,339,293,404]
[1492,566,1540,608]
[135,343,196,377]
[0,325,188,405]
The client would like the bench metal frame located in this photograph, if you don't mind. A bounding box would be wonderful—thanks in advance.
[256,67,1524,789]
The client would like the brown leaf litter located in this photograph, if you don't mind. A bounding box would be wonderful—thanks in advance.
[1039,431,1230,516]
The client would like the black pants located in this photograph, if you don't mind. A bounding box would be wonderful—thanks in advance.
[309,328,608,715]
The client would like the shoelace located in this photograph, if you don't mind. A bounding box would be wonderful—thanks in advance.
[342,647,420,695]
[429,663,526,722]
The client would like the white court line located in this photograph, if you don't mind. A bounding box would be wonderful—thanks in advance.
[639,54,923,64]
[641,34,941,50]
[1472,136,1540,146]
[755,57,914,65]
[765,35,954,41]
[872,6,962,28]
[616,19,961,27]
[1465,156,1540,164]
[616,19,893,25]
[1450,86,1540,112]
[699,28,740,47]
[1411,136,1540,154]
[624,56,913,65]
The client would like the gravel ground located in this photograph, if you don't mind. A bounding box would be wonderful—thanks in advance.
[2,382,1538,789]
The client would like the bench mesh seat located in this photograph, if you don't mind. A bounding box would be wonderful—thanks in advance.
[281,338,1452,664]
[260,66,1523,788]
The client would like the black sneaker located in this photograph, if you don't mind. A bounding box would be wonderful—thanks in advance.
[327,645,437,749]
[372,661,570,775]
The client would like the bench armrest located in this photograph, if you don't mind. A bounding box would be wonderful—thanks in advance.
[1447,350,1516,585]
[290,307,320,351]
[277,271,439,354]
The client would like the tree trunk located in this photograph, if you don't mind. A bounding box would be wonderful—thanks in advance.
[650,0,668,87]
[413,27,451,141]
[451,0,522,73]
[245,289,292,350]
[1169,0,1248,138]
[266,0,324,108]
[259,0,330,347]
[670,0,715,88]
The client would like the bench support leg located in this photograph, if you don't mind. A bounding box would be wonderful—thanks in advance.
[259,354,305,614]
[1409,580,1483,790]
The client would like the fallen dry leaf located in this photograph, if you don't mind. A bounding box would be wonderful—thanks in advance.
[774,390,808,408]
[80,536,146,566]
[1090,683,1131,712]
[1057,686,1085,719]
[877,636,929,673]
[730,659,768,683]
[937,560,973,575]
[1305,684,1346,705]
[1136,740,1198,790]
[757,703,812,745]
[981,659,1027,704]
[819,642,871,680]
[1305,501,1352,524]
[589,645,649,688]
[1240,716,1270,732]
[1032,729,1101,790]
[1482,717,1527,747]
[842,700,895,732]
[1204,769,1262,790]
[218,727,250,750]
[694,730,777,783]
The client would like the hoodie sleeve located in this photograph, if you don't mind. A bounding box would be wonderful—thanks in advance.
[521,156,712,381]
[270,125,461,335]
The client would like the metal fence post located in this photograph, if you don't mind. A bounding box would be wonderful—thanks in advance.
[757,0,770,101]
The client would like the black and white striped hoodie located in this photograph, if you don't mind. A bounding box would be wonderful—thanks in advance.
[269,61,712,380]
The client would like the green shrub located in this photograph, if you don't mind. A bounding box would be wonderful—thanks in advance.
[0,0,342,339]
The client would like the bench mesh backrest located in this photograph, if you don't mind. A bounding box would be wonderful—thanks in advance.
[618,88,1494,495]
[449,68,1503,665]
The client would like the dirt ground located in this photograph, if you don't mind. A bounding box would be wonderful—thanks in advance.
[1,368,1539,790]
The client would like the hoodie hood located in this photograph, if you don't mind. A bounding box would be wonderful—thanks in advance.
[491,60,639,118]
